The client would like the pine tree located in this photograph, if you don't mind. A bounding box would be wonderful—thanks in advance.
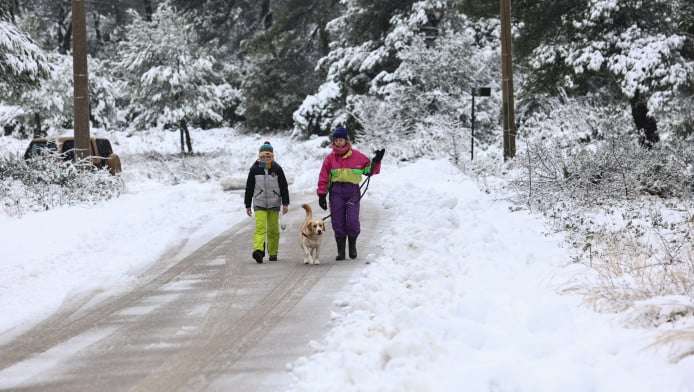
[0,19,49,93]
[515,0,694,147]
[112,4,227,153]
[292,0,456,138]
[240,0,336,131]
[0,17,52,135]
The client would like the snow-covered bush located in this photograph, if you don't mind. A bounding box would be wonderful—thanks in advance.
[349,95,466,163]
[513,94,693,205]
[0,153,123,217]
[505,95,694,320]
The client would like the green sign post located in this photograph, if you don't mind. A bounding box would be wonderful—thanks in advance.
[471,87,491,160]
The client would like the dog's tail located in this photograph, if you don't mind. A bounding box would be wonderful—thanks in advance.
[301,203,312,218]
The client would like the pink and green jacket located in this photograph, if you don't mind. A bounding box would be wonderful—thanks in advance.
[317,144,381,196]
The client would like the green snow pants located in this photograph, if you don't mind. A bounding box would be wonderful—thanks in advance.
[254,209,280,256]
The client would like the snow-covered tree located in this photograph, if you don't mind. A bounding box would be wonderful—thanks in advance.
[516,0,694,147]
[10,52,71,135]
[345,14,502,162]
[112,4,227,153]
[373,19,500,134]
[0,19,49,94]
[88,56,120,130]
[1,18,53,134]
[293,0,448,138]
[240,0,335,132]
[11,0,147,56]
[5,51,120,136]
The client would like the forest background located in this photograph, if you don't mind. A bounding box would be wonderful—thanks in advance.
[1,0,693,359]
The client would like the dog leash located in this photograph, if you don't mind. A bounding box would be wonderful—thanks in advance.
[321,175,372,221]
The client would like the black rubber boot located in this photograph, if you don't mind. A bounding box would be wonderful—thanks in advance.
[253,250,263,263]
[348,236,358,259]
[335,237,346,261]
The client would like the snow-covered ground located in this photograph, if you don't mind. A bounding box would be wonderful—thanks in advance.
[1,128,693,391]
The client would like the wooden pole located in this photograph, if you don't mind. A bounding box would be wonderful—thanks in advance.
[500,0,516,160]
[72,0,90,160]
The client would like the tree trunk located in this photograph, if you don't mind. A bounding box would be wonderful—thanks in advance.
[179,127,185,154]
[143,0,153,22]
[34,112,42,138]
[631,90,659,149]
[13,0,19,15]
[181,119,193,154]
[93,11,101,42]
[58,5,72,54]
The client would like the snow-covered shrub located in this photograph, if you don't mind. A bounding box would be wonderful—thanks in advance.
[505,95,694,323]
[565,201,694,317]
[123,150,237,186]
[0,153,123,217]
[349,95,466,163]
[512,131,692,211]
[509,136,693,321]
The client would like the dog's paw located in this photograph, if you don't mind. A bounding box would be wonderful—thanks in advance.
[303,258,309,264]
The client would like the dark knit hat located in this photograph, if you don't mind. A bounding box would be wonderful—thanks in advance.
[332,127,349,141]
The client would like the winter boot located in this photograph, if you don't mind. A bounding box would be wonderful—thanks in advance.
[335,237,346,261]
[253,250,264,263]
[348,236,358,259]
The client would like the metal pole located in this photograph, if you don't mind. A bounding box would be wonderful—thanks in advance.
[500,0,516,160]
[471,92,475,161]
[72,0,90,161]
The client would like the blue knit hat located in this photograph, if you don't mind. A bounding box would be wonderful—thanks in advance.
[332,127,349,141]
[258,141,274,159]
[259,141,273,153]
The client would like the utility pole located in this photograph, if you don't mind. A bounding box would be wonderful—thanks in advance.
[499,0,516,160]
[72,0,90,161]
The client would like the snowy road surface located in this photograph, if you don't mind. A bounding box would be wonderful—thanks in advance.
[0,196,379,391]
